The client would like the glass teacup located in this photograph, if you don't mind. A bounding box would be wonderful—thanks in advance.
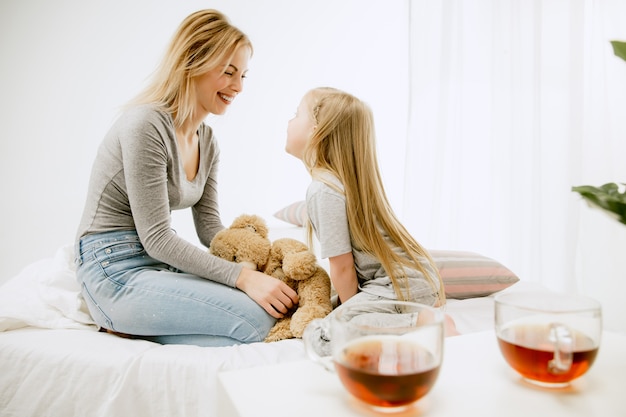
[303,300,444,412]
[494,291,602,387]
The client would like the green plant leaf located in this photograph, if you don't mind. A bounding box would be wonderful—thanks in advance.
[611,40,626,62]
[572,182,626,226]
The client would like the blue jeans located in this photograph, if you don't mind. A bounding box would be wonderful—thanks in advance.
[75,230,276,347]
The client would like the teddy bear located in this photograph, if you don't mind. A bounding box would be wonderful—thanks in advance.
[209,214,272,272]
[262,237,333,342]
[209,214,333,342]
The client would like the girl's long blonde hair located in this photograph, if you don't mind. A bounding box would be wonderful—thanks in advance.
[130,9,252,128]
[302,87,445,306]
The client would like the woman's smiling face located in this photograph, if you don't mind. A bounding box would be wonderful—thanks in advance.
[194,45,250,116]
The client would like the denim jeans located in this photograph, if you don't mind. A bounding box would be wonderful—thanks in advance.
[75,230,275,347]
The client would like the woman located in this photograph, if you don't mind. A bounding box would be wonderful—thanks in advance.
[75,9,298,347]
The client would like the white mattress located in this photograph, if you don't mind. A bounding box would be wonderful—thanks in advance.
[0,239,534,417]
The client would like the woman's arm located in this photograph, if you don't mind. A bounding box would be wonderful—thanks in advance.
[328,251,358,304]
[192,127,225,247]
[119,108,240,286]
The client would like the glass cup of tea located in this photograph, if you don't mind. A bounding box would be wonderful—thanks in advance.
[302,300,444,413]
[494,291,602,387]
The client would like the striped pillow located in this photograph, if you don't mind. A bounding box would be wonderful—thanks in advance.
[430,250,519,299]
[274,201,307,227]
[274,202,519,299]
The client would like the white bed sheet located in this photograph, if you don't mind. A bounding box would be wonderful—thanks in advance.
[0,237,534,417]
[0,328,305,417]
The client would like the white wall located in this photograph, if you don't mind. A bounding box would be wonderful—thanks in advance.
[0,0,408,280]
[1,1,625,335]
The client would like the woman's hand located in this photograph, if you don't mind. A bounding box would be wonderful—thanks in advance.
[235,268,299,318]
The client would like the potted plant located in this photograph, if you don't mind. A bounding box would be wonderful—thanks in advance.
[572,41,626,226]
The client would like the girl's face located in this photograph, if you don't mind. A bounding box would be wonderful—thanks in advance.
[286,95,316,160]
[194,45,250,116]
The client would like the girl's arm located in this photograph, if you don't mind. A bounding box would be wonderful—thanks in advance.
[328,252,358,304]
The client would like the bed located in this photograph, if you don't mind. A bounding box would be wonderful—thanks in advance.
[0,219,524,417]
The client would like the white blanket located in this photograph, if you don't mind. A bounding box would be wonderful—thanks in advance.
[0,245,308,417]
[0,243,517,417]
[0,243,504,334]
[0,244,95,331]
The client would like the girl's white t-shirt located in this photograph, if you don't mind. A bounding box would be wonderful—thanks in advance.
[305,173,439,304]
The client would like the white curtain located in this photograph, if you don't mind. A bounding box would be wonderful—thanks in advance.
[402,0,626,301]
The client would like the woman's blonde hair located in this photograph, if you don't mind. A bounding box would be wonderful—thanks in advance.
[302,87,445,305]
[130,9,252,128]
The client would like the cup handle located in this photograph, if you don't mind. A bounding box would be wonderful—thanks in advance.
[302,318,335,372]
[548,323,573,374]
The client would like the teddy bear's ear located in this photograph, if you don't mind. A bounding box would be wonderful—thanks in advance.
[229,214,269,238]
[282,251,317,280]
[272,237,308,255]
[209,231,235,261]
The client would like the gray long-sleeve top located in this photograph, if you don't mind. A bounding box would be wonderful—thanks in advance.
[76,104,242,287]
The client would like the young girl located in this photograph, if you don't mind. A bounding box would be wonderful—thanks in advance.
[75,10,298,347]
[285,87,457,347]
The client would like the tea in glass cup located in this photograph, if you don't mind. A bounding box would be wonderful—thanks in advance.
[303,300,444,412]
[494,291,602,387]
